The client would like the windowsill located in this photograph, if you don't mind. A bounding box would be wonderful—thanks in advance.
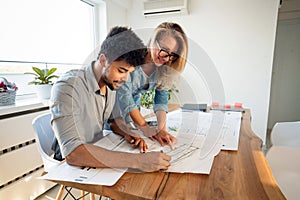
[0,94,49,116]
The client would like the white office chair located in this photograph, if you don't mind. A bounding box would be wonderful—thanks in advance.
[32,113,95,200]
[270,121,300,147]
[266,121,300,200]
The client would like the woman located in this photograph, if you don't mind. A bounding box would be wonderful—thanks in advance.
[115,22,188,148]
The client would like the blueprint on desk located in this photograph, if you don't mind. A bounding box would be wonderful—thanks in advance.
[146,109,242,173]
[197,110,242,159]
[40,110,242,185]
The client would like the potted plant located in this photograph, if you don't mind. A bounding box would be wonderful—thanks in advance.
[25,67,59,99]
[140,85,179,116]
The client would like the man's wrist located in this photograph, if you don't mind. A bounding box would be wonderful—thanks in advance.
[138,124,149,131]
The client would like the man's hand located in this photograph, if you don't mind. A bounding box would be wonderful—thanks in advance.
[137,151,171,172]
[124,132,148,153]
[153,129,177,149]
[110,118,148,152]
[67,144,170,172]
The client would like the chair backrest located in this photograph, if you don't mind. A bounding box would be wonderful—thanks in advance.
[271,121,300,147]
[266,146,300,200]
[32,113,60,172]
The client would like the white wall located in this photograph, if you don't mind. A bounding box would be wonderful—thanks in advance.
[106,0,280,143]
[105,0,129,29]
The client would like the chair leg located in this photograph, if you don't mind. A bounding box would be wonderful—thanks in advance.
[55,185,65,200]
[90,193,95,200]
[81,190,85,200]
[55,185,96,200]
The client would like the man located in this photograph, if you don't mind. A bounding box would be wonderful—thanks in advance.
[50,26,171,172]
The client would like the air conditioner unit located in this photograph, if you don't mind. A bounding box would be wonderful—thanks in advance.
[143,0,188,17]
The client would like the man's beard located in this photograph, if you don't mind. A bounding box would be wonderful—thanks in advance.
[102,75,125,91]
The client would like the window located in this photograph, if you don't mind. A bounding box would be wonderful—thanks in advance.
[0,0,102,97]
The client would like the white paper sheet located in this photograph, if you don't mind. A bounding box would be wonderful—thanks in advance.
[40,162,126,186]
[160,110,215,173]
[102,126,212,174]
[219,111,242,150]
[40,109,242,186]
[154,109,242,172]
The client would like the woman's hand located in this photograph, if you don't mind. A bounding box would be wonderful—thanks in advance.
[124,132,148,153]
[153,129,177,149]
[139,125,157,137]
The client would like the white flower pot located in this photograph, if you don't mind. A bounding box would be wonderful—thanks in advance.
[35,84,52,99]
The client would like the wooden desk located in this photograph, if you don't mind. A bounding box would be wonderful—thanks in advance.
[53,109,286,200]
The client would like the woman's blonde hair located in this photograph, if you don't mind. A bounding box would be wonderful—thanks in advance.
[148,22,188,89]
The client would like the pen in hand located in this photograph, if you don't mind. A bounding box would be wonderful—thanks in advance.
[159,150,171,172]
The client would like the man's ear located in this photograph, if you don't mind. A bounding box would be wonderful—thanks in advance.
[99,54,107,67]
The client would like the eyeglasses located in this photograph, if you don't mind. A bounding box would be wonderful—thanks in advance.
[155,40,179,62]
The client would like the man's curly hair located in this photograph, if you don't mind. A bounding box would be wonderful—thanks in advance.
[98,26,146,67]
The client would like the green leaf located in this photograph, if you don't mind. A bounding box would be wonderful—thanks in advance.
[140,89,155,109]
[28,81,41,85]
[140,84,179,108]
[25,66,59,85]
[47,75,59,80]
[32,67,45,78]
[46,68,57,76]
